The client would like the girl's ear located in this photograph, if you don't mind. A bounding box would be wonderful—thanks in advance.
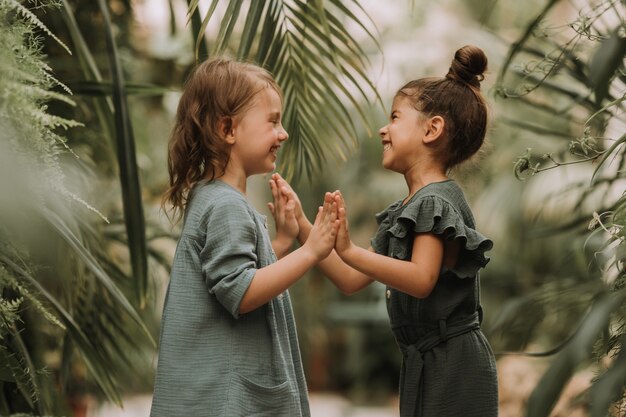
[219,117,236,144]
[423,115,445,144]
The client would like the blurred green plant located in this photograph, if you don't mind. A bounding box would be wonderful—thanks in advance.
[0,0,157,414]
[496,0,626,415]
[1,0,384,414]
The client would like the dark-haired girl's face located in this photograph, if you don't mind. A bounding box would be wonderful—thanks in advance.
[378,96,427,173]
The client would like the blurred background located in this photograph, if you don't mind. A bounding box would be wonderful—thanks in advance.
[0,0,624,416]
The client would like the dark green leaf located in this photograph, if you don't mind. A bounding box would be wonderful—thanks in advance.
[497,0,561,84]
[98,0,148,308]
[589,31,626,105]
[526,293,625,417]
[237,0,266,59]
[590,333,626,417]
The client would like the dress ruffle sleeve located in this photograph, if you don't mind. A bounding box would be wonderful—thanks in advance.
[388,195,493,278]
[371,201,400,255]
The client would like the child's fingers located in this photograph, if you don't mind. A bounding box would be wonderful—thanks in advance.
[313,206,323,225]
[334,194,345,214]
[329,200,338,221]
[334,190,345,206]
[269,179,281,212]
[267,202,275,215]
[285,198,296,217]
[275,173,293,193]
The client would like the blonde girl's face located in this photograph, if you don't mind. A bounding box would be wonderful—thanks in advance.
[378,96,426,173]
[229,87,288,177]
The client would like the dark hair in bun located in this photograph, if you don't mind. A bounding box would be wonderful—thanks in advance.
[395,45,489,168]
[446,45,487,88]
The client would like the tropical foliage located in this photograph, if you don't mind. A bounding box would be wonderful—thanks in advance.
[0,0,383,414]
[495,0,626,415]
[186,0,383,181]
[0,1,157,414]
[2,0,625,416]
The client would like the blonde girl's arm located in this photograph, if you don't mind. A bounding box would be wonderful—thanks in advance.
[334,193,444,299]
[239,198,338,314]
[270,173,374,295]
[267,176,298,259]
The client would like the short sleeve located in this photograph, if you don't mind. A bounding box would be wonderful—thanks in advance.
[389,195,493,278]
[370,200,402,255]
[200,198,258,319]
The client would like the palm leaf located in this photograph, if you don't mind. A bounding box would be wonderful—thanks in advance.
[58,0,115,142]
[589,334,626,417]
[191,0,383,183]
[591,133,626,184]
[526,292,625,417]
[98,0,148,308]
[2,329,42,413]
[1,254,123,405]
[589,30,626,105]
[187,0,216,61]
[41,209,153,344]
[213,0,244,55]
[497,0,562,84]
[237,0,266,59]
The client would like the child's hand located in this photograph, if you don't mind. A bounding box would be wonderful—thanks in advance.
[333,191,353,256]
[304,193,338,261]
[271,173,304,224]
[268,176,298,241]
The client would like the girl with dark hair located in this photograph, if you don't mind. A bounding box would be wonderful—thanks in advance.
[274,45,498,417]
[151,58,338,417]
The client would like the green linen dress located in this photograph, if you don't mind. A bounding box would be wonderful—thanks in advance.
[150,180,310,417]
[371,179,498,417]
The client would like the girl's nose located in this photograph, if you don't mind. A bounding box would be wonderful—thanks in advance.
[279,126,289,142]
[378,125,388,138]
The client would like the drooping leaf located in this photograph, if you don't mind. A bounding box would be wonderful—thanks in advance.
[589,31,626,105]
[97,0,148,308]
[41,208,152,343]
[590,332,626,417]
[497,0,561,84]
[526,293,625,417]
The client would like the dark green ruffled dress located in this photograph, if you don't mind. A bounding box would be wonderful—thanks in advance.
[371,180,498,417]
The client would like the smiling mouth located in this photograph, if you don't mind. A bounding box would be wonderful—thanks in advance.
[383,143,391,152]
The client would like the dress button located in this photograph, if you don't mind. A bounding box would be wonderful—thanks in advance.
[386,289,391,299]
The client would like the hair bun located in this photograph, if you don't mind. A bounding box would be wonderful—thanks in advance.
[446,45,487,88]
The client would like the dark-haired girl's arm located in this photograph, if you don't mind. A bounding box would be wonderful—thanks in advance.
[334,193,443,298]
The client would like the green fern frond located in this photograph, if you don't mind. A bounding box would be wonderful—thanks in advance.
[3,0,71,55]
[0,296,23,339]
[0,265,65,331]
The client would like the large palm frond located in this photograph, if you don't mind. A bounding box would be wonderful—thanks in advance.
[188,0,383,182]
